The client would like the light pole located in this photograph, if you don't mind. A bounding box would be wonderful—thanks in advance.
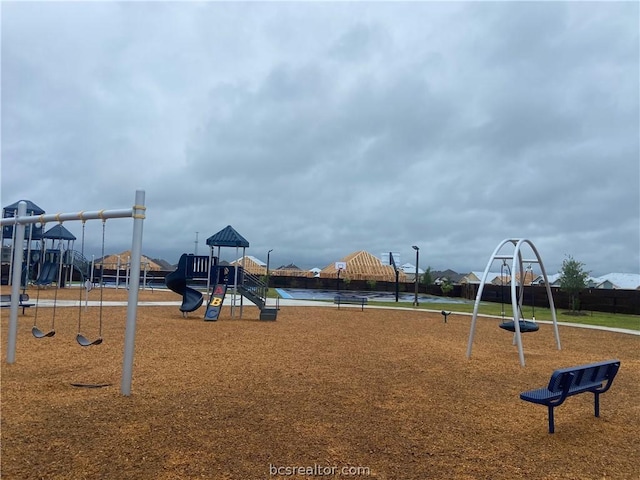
[266,249,273,290]
[412,245,420,307]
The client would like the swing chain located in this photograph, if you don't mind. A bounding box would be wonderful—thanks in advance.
[76,218,105,346]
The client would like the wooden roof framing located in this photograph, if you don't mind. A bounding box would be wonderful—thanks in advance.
[319,250,407,282]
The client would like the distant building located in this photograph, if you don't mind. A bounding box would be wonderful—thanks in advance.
[320,251,406,282]
[589,273,640,290]
[400,263,424,282]
[230,255,266,276]
[532,273,640,290]
[531,273,561,286]
[271,263,314,278]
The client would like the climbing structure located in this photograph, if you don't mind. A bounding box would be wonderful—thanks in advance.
[205,225,277,321]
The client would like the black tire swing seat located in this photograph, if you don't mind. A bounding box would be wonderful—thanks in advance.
[499,320,540,333]
[498,261,539,334]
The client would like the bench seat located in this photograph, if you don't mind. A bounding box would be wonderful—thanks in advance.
[520,360,620,433]
[334,295,367,311]
[1,293,34,314]
[520,381,604,404]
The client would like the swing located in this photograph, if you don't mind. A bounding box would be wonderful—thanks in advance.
[498,262,539,333]
[499,315,540,333]
[32,220,60,339]
[76,219,104,347]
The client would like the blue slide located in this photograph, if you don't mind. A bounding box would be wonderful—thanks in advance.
[35,262,58,286]
[165,255,204,313]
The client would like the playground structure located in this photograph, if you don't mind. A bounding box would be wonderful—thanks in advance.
[165,225,278,321]
[2,212,95,289]
[0,190,146,396]
[466,238,561,367]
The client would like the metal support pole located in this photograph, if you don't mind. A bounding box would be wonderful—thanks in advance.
[412,245,419,306]
[266,249,272,290]
[120,189,145,396]
[6,202,26,364]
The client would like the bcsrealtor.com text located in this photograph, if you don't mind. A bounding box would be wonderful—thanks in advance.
[269,463,371,477]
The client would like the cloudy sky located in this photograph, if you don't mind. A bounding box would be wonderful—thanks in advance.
[2,1,638,276]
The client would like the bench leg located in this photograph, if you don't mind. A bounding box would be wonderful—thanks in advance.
[548,406,555,434]
[594,392,600,418]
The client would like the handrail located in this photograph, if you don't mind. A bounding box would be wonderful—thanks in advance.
[63,250,91,278]
[241,270,268,303]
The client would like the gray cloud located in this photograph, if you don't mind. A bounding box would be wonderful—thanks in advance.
[2,1,638,276]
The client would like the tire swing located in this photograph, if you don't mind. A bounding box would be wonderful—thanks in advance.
[32,219,61,339]
[498,261,539,334]
[76,217,105,347]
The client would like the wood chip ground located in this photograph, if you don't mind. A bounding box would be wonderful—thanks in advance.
[2,287,638,479]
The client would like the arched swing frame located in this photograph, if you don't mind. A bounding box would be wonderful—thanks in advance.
[1,190,145,396]
[466,238,561,367]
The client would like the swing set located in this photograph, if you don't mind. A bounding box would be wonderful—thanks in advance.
[466,238,561,367]
[29,215,106,345]
[2,190,145,396]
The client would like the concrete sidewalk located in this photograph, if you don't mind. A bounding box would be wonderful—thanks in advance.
[26,298,640,335]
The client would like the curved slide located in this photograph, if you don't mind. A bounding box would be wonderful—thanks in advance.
[35,262,58,286]
[165,264,204,313]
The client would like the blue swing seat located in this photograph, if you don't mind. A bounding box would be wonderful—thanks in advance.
[499,320,539,333]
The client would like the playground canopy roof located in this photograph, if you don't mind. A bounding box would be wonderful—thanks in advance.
[2,200,45,216]
[2,200,46,240]
[43,224,76,241]
[206,225,249,248]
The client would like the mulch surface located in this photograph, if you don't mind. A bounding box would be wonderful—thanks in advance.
[2,287,639,479]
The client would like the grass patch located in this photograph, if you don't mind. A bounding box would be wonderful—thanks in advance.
[368,300,640,331]
[269,290,639,331]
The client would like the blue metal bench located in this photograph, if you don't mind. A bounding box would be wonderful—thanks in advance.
[334,295,367,311]
[520,359,620,433]
[1,293,34,315]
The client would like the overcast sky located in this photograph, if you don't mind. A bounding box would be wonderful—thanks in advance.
[2,1,638,276]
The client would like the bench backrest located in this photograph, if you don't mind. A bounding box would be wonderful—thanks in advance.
[548,360,620,393]
[1,294,29,302]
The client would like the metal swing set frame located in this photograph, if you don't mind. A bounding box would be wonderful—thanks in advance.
[1,190,145,396]
[466,238,562,367]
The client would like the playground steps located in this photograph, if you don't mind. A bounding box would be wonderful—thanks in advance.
[260,308,278,321]
[237,275,278,321]
[237,284,265,309]
[67,250,91,279]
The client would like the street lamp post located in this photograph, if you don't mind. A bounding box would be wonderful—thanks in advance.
[412,245,420,307]
[266,249,273,290]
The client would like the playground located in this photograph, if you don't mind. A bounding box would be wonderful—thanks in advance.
[2,287,639,479]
